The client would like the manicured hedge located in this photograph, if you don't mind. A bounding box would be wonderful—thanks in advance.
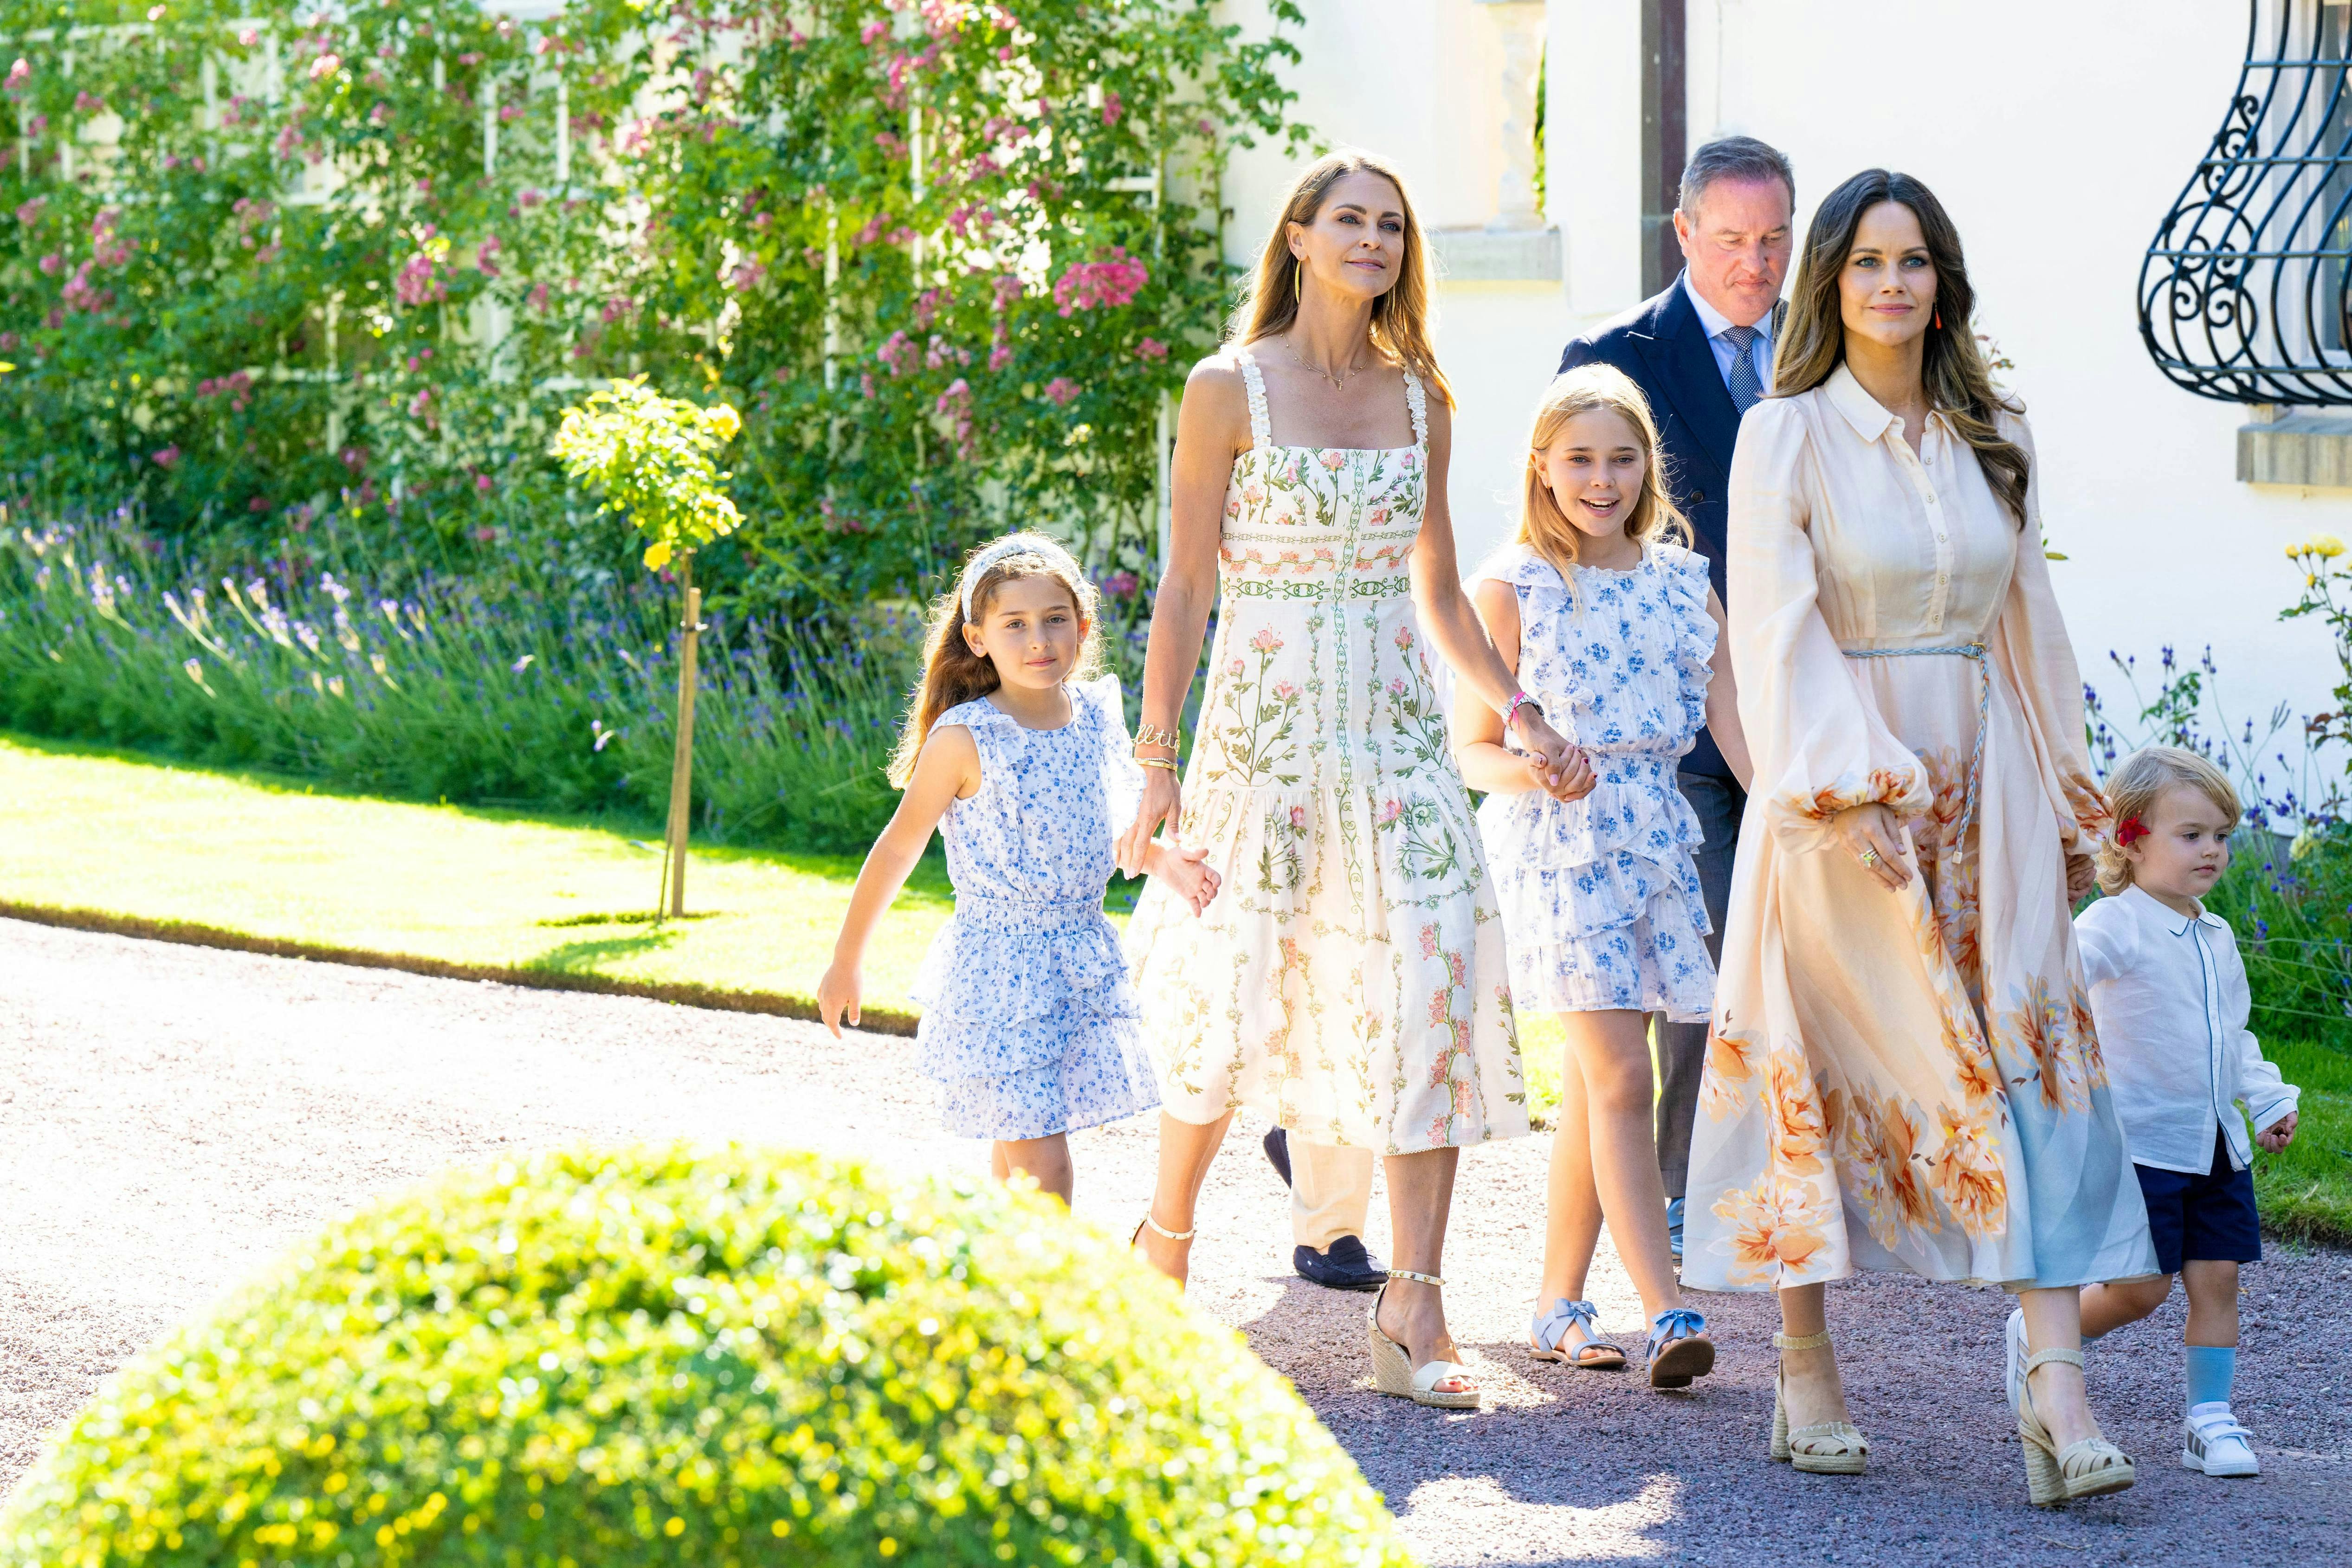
[0,1146,1412,1567]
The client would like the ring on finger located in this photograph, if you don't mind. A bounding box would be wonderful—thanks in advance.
[1857,847,1881,868]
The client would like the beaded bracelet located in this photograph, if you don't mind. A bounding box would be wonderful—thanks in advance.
[1502,690,1544,735]
[1135,720,1183,753]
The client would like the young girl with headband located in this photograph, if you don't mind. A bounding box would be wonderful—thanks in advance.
[819,533,1220,1202]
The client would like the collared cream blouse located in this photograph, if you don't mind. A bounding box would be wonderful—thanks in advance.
[1684,365,2157,1293]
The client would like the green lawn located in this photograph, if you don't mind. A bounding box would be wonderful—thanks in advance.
[0,733,954,1031]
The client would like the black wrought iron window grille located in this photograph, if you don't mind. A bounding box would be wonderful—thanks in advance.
[2141,0,2352,406]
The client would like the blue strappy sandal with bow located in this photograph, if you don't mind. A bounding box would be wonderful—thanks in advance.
[1645,1307,1716,1389]
[1528,1298,1627,1370]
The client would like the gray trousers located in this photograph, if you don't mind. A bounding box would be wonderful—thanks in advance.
[1655,769,1747,1200]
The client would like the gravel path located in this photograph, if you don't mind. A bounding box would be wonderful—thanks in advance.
[3,917,2347,1564]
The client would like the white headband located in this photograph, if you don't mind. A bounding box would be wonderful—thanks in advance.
[959,535,1082,620]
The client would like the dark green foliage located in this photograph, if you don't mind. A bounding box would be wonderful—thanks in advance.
[0,1146,1415,1567]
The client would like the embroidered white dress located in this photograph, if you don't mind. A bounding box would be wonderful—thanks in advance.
[911,676,1160,1140]
[1125,352,1528,1154]
[1476,541,1719,1022]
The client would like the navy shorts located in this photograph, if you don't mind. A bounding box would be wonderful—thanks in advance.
[2134,1129,2262,1275]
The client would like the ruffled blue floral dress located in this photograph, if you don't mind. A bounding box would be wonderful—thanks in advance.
[1476,542,1719,1022]
[911,674,1160,1140]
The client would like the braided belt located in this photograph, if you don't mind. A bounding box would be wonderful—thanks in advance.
[1841,642,1989,849]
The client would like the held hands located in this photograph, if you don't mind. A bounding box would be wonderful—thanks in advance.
[1513,710,1593,802]
[2256,1109,2298,1153]
[1831,802,1915,890]
[1117,766,1181,878]
[817,957,861,1039]
[2065,852,2097,903]
[1146,838,1221,916]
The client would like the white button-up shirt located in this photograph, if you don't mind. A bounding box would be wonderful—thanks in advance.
[1682,273,1775,398]
[2074,884,2300,1174]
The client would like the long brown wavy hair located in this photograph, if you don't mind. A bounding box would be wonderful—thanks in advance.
[1774,168,2029,526]
[886,533,1102,787]
[1231,149,1455,408]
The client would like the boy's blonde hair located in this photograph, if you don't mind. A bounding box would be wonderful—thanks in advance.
[887,533,1102,787]
[1515,364,1691,577]
[2096,745,2242,895]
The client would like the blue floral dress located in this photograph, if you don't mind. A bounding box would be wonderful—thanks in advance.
[1476,541,1719,1022]
[911,675,1160,1140]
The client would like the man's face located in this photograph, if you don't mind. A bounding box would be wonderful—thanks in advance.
[1673,176,1793,328]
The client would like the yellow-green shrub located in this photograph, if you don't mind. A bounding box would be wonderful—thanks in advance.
[0,1147,1413,1567]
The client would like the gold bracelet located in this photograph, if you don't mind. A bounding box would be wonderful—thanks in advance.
[1135,721,1183,752]
[1137,756,1180,772]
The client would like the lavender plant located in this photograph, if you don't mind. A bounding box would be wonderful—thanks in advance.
[0,501,912,854]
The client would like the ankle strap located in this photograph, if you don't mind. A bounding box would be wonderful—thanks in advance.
[2023,1348,2084,1373]
[1387,1267,1443,1288]
[1141,1213,1195,1243]
[1774,1329,1832,1351]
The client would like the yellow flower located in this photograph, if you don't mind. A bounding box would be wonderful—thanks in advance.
[704,402,742,442]
[2315,533,2346,559]
[643,539,674,570]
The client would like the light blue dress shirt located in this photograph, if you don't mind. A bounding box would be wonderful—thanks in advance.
[1681,274,1775,398]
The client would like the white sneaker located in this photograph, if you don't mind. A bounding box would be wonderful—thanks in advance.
[2182,1402,2260,1477]
[2002,1307,2027,1409]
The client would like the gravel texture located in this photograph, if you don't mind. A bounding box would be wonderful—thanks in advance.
[3,916,2347,1565]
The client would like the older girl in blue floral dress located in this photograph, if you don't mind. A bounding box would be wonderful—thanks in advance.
[1460,366,1752,1389]
[819,534,1219,1202]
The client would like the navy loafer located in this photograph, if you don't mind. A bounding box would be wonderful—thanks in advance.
[1263,1125,1293,1187]
[1294,1234,1388,1292]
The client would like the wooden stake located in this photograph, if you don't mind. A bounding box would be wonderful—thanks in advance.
[661,555,703,918]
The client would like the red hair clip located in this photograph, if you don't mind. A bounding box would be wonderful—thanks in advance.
[2115,816,2151,846]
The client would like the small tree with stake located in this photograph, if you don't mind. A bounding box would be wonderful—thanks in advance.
[552,377,743,916]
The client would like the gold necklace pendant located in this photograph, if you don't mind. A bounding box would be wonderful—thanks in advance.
[1284,334,1365,392]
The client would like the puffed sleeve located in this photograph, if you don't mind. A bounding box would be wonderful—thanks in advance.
[1988,414,2110,854]
[1085,672,1144,829]
[1727,399,1931,848]
[2071,895,2135,987]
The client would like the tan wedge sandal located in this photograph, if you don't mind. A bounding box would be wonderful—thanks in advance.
[1368,1270,1481,1409]
[2016,1347,2134,1506]
[1770,1330,1869,1474]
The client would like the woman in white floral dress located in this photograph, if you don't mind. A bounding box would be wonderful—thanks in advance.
[1118,151,1583,1408]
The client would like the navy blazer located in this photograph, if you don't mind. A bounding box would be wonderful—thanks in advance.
[1558,272,1775,781]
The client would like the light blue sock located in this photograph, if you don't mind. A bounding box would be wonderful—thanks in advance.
[2185,1344,2236,1412]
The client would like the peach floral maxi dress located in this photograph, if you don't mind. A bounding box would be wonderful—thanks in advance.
[1124,350,1529,1155]
[1684,367,2157,1292]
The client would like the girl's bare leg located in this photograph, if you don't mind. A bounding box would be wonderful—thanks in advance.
[1559,1009,1685,1318]
[1538,1030,1604,1305]
[994,1134,1074,1205]
[1137,1110,1233,1287]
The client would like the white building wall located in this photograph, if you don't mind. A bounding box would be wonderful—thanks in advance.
[1215,1,2343,760]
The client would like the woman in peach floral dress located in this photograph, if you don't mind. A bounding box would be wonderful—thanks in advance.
[1684,171,2154,1500]
[1118,151,1581,1409]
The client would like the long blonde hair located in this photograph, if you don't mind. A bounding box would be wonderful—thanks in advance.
[886,533,1103,787]
[1774,168,2029,525]
[2094,745,2241,895]
[1231,149,1454,408]
[1513,365,1691,577]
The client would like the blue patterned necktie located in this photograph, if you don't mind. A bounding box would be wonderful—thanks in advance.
[1723,323,1762,415]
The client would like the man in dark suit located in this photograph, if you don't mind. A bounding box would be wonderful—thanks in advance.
[1557,135,1794,1262]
